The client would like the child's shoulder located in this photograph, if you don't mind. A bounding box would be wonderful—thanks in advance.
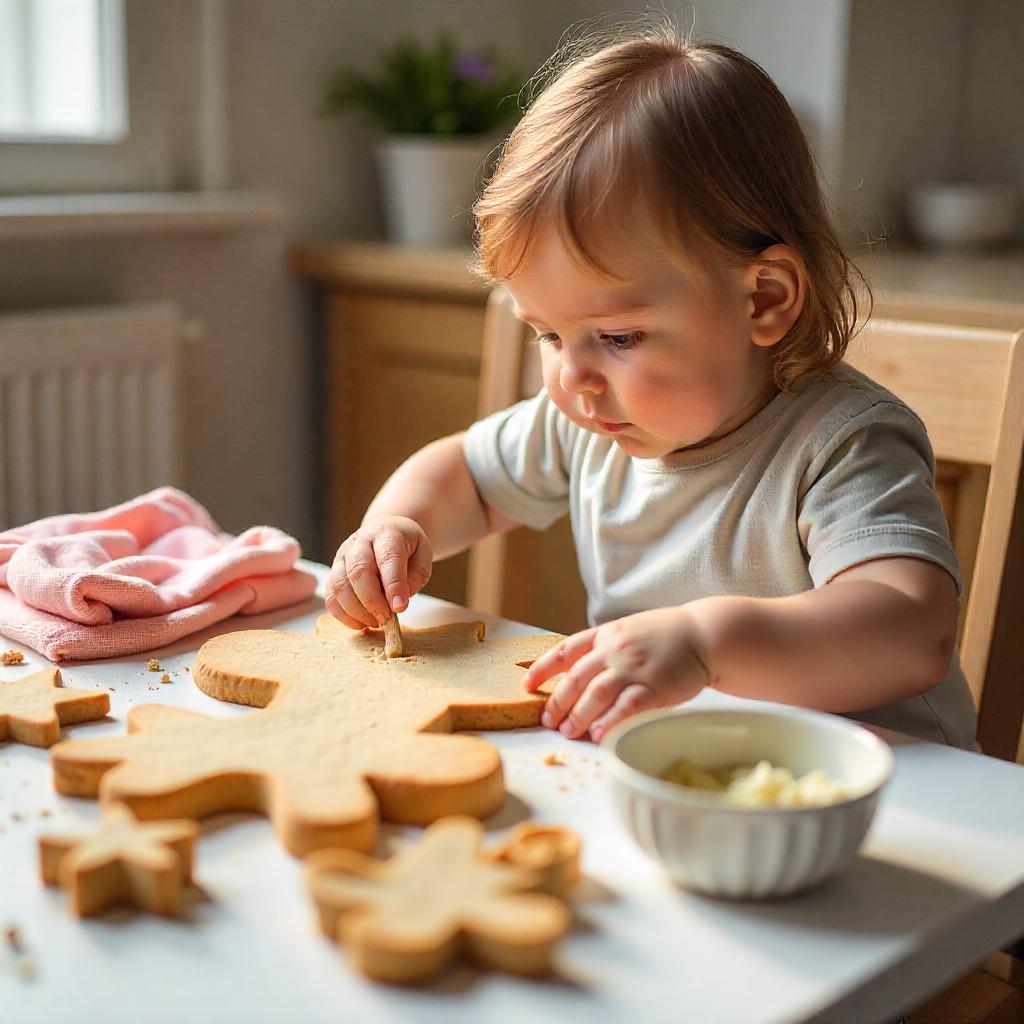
[780,363,931,465]
[797,362,923,430]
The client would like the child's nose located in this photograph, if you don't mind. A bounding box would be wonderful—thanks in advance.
[559,352,604,395]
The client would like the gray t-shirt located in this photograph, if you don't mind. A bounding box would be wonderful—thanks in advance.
[463,363,977,749]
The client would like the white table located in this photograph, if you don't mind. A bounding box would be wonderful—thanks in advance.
[3,569,1024,1024]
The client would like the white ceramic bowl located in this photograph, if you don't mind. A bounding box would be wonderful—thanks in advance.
[601,706,893,900]
[907,182,1019,250]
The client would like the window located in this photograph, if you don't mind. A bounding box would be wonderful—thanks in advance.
[0,0,179,195]
[0,0,126,142]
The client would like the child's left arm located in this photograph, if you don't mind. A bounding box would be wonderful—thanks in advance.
[524,555,958,743]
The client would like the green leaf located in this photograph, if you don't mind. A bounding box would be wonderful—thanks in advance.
[320,34,524,136]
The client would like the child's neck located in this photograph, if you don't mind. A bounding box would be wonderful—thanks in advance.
[677,379,780,452]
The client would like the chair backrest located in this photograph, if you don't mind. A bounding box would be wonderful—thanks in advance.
[845,319,1024,761]
[466,286,546,623]
[469,287,1024,761]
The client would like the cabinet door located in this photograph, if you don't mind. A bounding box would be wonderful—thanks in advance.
[325,291,484,605]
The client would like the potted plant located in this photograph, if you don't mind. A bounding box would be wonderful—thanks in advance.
[323,35,523,247]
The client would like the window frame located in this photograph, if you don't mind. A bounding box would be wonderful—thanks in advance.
[0,0,178,195]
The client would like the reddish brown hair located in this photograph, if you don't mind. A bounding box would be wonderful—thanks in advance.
[472,21,868,388]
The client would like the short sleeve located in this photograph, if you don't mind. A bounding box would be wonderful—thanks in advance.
[799,402,962,591]
[463,390,572,531]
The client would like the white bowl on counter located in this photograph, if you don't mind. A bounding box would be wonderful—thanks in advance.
[907,182,1019,250]
[601,706,893,900]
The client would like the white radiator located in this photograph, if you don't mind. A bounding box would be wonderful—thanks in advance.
[0,302,185,529]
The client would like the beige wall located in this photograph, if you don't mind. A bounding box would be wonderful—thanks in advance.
[961,0,1024,207]
[841,0,969,243]
[224,0,575,238]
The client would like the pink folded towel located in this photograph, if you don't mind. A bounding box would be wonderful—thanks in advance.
[0,487,318,661]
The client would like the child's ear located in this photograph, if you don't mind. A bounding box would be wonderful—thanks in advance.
[745,244,806,348]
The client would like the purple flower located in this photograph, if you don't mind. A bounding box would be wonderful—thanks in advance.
[455,52,495,84]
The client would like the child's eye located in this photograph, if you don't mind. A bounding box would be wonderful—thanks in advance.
[532,333,560,346]
[602,331,644,350]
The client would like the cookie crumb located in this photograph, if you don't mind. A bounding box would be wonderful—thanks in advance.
[147,686,158,692]
[17,958,37,980]
[160,673,171,683]
[107,687,116,692]
[1,650,25,666]
[542,753,567,766]
[11,812,25,823]
[146,659,162,671]
[4,925,22,953]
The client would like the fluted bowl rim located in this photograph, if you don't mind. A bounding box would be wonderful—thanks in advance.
[600,704,894,817]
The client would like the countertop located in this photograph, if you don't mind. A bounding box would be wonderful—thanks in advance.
[290,238,1023,307]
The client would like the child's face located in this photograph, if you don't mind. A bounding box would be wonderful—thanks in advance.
[506,222,776,458]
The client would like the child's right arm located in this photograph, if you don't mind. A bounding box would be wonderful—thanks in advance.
[325,432,518,630]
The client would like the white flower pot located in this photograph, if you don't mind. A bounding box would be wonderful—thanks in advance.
[375,134,495,247]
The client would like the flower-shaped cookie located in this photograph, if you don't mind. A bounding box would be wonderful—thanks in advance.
[51,618,562,855]
[307,816,575,982]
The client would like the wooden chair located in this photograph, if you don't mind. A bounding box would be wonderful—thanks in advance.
[844,318,1024,764]
[468,286,1024,764]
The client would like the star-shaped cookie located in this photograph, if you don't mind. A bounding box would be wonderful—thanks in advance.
[1,666,109,747]
[51,618,562,855]
[39,803,199,917]
[307,816,574,982]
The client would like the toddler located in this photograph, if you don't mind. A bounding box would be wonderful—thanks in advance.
[326,24,976,750]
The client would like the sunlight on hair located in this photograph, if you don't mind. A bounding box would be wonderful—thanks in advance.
[472,10,872,390]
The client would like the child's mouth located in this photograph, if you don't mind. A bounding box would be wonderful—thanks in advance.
[590,418,629,433]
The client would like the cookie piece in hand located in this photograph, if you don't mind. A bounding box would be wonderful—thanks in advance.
[39,803,198,917]
[1,667,108,747]
[307,816,573,983]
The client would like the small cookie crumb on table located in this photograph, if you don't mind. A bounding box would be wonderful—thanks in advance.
[2,650,25,666]
[146,659,162,672]
[542,752,567,766]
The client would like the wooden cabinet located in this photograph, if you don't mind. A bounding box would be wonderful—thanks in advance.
[324,290,485,605]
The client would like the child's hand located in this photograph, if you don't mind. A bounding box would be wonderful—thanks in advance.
[325,516,432,630]
[523,607,710,744]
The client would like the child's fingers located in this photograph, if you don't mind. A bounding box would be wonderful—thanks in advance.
[589,684,657,744]
[524,628,598,691]
[373,529,411,614]
[540,649,607,729]
[344,535,390,625]
[405,538,433,602]
[558,670,629,740]
[325,590,374,631]
[329,575,379,631]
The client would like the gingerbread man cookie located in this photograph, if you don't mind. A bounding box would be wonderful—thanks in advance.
[51,618,562,855]
[307,816,576,982]
[39,803,198,917]
[1,666,108,747]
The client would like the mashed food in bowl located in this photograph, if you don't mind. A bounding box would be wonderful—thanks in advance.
[659,757,848,808]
